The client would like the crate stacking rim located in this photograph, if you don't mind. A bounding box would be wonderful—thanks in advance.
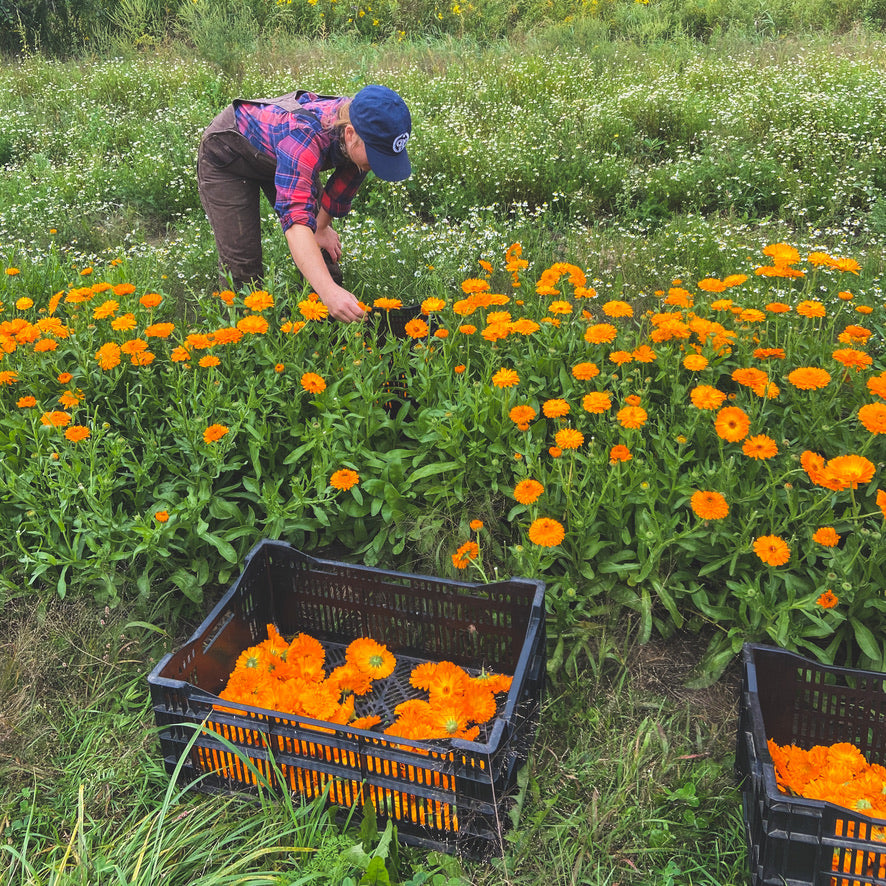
[736,642,886,886]
[148,540,546,859]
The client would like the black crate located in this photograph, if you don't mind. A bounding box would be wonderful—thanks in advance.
[736,643,886,886]
[148,540,545,859]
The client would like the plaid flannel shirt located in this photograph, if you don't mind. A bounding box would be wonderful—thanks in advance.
[234,92,367,232]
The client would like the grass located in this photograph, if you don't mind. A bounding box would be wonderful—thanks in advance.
[1,12,885,885]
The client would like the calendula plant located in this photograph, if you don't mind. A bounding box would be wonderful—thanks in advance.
[1,232,884,678]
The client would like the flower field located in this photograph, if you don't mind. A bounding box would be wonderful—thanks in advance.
[1,236,883,682]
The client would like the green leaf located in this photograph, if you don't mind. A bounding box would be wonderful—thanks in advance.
[197,530,238,563]
[850,617,882,663]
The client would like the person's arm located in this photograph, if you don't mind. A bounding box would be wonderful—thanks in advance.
[285,223,366,322]
[313,207,341,262]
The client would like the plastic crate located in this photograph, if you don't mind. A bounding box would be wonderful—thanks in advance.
[735,643,886,886]
[148,540,545,859]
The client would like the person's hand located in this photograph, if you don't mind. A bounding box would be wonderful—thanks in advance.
[319,284,367,323]
[314,225,341,262]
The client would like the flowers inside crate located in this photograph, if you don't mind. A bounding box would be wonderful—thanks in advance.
[148,540,545,859]
[736,643,886,886]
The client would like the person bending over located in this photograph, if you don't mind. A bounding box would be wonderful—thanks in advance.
[197,84,412,322]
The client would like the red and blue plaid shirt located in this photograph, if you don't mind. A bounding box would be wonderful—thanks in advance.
[234,92,366,232]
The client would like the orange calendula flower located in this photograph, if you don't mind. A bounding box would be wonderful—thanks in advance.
[330,469,359,491]
[451,540,480,569]
[877,489,886,519]
[690,385,726,411]
[787,367,831,391]
[111,313,137,331]
[17,395,37,408]
[690,490,729,520]
[94,343,122,370]
[145,321,175,338]
[203,423,229,443]
[300,372,326,394]
[120,338,148,355]
[64,425,90,442]
[826,454,875,489]
[57,372,73,384]
[571,362,599,380]
[528,517,565,547]
[299,299,329,320]
[554,428,584,449]
[237,314,269,335]
[858,402,886,434]
[454,364,466,374]
[584,323,618,344]
[513,479,544,505]
[714,406,751,442]
[40,410,72,427]
[816,590,839,609]
[542,399,570,418]
[92,299,119,319]
[346,637,396,680]
[609,444,632,463]
[373,297,403,310]
[616,405,647,429]
[866,374,886,400]
[608,350,633,366]
[508,404,536,426]
[812,527,840,547]
[795,300,826,318]
[469,519,484,531]
[139,292,163,308]
[0,370,19,385]
[832,348,872,371]
[683,354,708,371]
[491,367,519,388]
[154,510,170,523]
[753,535,791,566]
[632,345,657,363]
[243,290,274,311]
[742,434,778,460]
[405,317,429,338]
[199,355,221,368]
[582,391,612,414]
[602,300,633,317]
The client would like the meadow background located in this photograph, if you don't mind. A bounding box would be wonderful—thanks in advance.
[1,0,885,882]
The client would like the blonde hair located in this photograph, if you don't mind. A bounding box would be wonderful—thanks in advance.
[333,98,354,160]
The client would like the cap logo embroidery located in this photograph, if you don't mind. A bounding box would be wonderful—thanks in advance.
[392,132,409,154]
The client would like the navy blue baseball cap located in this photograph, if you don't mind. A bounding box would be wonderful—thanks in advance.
[350,85,412,182]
